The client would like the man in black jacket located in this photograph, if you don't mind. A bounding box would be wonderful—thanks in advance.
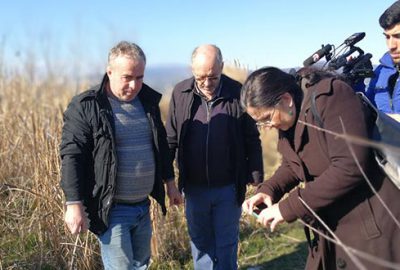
[165,44,263,270]
[60,41,182,270]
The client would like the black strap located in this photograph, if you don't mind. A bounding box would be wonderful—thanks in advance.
[311,91,323,128]
[304,226,314,256]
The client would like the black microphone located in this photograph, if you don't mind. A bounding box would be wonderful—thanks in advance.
[344,32,365,46]
[303,44,332,66]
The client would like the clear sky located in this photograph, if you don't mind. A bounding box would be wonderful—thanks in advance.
[0,0,396,74]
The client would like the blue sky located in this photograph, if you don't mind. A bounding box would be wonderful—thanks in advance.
[0,0,396,74]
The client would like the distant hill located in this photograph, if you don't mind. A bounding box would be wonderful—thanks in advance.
[84,62,377,96]
[145,64,191,94]
[85,64,191,95]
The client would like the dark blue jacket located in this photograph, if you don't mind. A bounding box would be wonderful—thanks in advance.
[60,74,173,235]
[165,74,263,205]
[366,52,400,113]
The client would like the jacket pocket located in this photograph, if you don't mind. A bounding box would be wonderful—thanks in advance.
[92,184,101,198]
[357,197,381,239]
[373,86,387,93]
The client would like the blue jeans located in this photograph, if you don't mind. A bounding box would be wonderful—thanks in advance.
[185,184,242,270]
[98,200,151,270]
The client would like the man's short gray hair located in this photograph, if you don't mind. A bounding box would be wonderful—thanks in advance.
[108,41,146,65]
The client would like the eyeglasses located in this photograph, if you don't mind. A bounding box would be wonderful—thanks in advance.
[255,105,277,130]
[193,75,220,84]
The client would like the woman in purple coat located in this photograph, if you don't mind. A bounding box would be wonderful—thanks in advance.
[241,67,400,270]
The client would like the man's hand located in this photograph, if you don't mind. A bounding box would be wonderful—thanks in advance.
[165,181,183,206]
[64,202,88,234]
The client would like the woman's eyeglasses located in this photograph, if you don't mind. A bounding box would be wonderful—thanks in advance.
[255,105,277,130]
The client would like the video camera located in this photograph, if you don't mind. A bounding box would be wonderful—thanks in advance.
[302,32,374,85]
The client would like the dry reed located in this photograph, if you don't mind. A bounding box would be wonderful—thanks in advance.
[0,72,102,269]
[0,63,282,269]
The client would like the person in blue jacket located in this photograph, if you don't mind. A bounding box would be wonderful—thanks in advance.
[366,0,400,121]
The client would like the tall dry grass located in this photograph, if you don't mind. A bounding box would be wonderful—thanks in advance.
[0,71,102,269]
[0,63,282,269]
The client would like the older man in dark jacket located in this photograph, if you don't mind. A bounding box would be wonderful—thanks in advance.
[165,44,263,270]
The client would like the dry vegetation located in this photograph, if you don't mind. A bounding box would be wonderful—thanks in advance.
[0,63,294,270]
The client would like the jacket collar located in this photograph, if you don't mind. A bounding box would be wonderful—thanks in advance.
[298,77,334,113]
[380,51,396,68]
[294,77,335,152]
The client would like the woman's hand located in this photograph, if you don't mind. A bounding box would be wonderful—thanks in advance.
[257,203,284,232]
[242,192,272,216]
[242,193,284,232]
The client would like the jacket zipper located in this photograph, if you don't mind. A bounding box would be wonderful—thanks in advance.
[146,108,159,172]
[205,98,220,187]
[180,95,194,184]
[391,77,400,110]
[205,101,212,187]
[100,109,117,224]
[147,108,158,148]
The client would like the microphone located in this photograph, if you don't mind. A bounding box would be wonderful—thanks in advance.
[303,44,332,66]
[344,32,365,46]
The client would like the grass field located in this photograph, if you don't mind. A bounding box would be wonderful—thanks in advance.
[0,65,308,270]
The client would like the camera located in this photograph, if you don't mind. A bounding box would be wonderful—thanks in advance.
[303,32,374,85]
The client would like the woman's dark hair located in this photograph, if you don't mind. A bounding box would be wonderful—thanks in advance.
[379,0,400,30]
[241,67,302,110]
